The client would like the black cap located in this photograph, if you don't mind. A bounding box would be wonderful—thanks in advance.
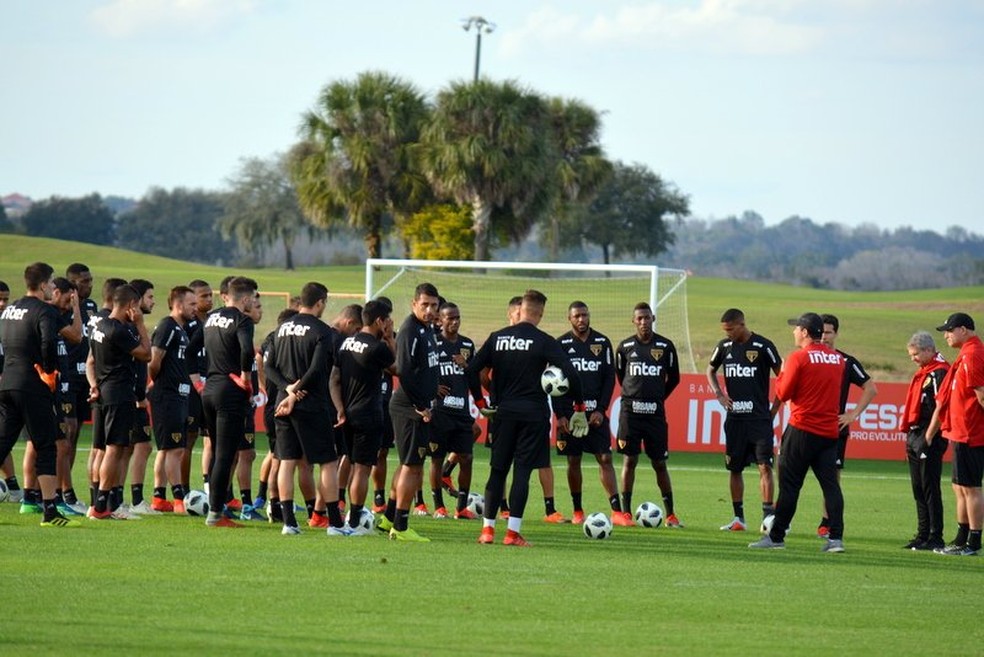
[787,312,823,339]
[936,312,975,332]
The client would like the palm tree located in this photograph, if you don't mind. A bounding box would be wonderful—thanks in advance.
[420,79,554,261]
[292,71,430,259]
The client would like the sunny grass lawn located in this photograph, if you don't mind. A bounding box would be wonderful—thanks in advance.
[1,439,982,656]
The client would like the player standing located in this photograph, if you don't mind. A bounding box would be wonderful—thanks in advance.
[706,308,782,531]
[555,301,619,525]
[614,302,683,527]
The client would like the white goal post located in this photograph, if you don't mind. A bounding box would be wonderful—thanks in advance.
[365,258,695,372]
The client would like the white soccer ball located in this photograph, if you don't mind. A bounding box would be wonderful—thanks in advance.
[634,502,663,528]
[540,365,570,397]
[466,492,485,516]
[185,489,209,516]
[346,507,375,532]
[583,512,613,539]
[0,479,9,503]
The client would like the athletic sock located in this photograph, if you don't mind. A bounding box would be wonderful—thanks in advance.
[442,460,458,478]
[507,516,523,534]
[394,509,409,532]
[326,502,343,528]
[571,493,583,513]
[732,501,744,520]
[662,493,674,517]
[621,492,632,514]
[270,498,283,522]
[608,494,621,512]
[385,498,397,522]
[171,484,185,500]
[968,530,982,551]
[954,523,970,547]
[131,484,144,506]
[5,476,20,491]
[90,483,98,507]
[457,490,469,513]
[42,499,59,521]
[111,486,123,511]
[544,497,557,515]
[282,500,297,527]
[373,489,385,508]
[95,489,110,513]
[415,489,425,506]
[55,488,64,504]
[348,504,364,528]
[762,503,775,518]
[432,489,445,510]
[241,489,252,507]
[25,489,41,504]
[202,474,210,485]
[153,486,167,500]
[64,488,78,505]
[257,482,268,501]
[305,499,316,518]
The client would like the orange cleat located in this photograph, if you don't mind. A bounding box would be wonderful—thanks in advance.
[817,525,830,539]
[611,511,634,527]
[172,499,186,515]
[225,499,243,511]
[308,514,329,529]
[87,508,113,520]
[500,510,510,519]
[454,508,478,520]
[371,503,386,514]
[209,517,243,528]
[478,526,495,544]
[665,513,684,528]
[503,529,532,547]
[151,497,174,513]
[412,503,429,516]
[543,511,570,524]
[572,510,585,525]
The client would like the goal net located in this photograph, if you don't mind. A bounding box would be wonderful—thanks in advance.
[365,258,695,373]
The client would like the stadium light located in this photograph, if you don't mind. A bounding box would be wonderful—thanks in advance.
[461,16,495,82]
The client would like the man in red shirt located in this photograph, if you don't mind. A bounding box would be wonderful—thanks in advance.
[926,312,984,556]
[749,312,846,552]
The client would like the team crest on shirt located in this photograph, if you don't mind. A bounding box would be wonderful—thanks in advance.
[171,433,182,443]
[618,439,627,450]
[557,439,567,451]
[417,447,427,459]
[746,351,759,363]
[245,433,254,444]
[590,345,602,356]
[460,348,471,359]
[428,442,438,453]
[650,348,663,360]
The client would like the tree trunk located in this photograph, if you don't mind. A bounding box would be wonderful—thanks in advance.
[549,214,559,267]
[365,216,382,259]
[602,243,611,265]
[283,235,295,271]
[471,197,492,261]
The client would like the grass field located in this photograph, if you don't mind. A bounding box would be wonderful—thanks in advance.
[1,438,981,656]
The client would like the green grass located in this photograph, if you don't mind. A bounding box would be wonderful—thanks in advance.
[3,236,983,380]
[1,434,981,656]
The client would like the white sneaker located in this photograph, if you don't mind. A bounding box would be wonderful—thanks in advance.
[348,525,373,537]
[282,525,301,536]
[8,489,24,503]
[129,501,161,515]
[720,517,747,531]
[111,505,143,520]
[327,525,354,537]
[69,501,89,515]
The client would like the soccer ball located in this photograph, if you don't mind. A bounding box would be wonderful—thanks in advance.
[184,489,209,516]
[466,492,485,516]
[0,479,8,503]
[583,512,613,539]
[540,366,570,397]
[347,507,375,532]
[634,502,663,528]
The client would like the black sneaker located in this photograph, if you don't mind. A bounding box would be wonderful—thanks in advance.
[903,537,927,550]
[935,543,967,555]
[919,538,945,551]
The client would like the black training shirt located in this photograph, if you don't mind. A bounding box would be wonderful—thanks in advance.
[390,314,439,413]
[203,307,255,379]
[89,315,141,404]
[0,296,60,396]
[150,315,191,398]
[336,332,395,420]
[264,312,335,413]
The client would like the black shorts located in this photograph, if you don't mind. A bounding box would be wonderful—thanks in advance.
[274,408,337,465]
[0,390,58,475]
[835,427,849,469]
[240,405,256,451]
[93,402,136,449]
[557,416,612,457]
[263,405,276,453]
[951,442,984,488]
[380,402,395,449]
[55,382,73,441]
[131,407,152,445]
[391,406,432,467]
[152,395,188,450]
[488,415,551,471]
[431,412,476,457]
[344,415,382,467]
[616,410,669,461]
[334,424,350,461]
[187,388,205,436]
[724,417,774,472]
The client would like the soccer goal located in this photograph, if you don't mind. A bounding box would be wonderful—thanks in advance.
[365,258,695,373]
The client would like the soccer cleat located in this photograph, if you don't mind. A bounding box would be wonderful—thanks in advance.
[111,506,142,520]
[172,499,186,515]
[41,514,81,528]
[239,504,266,521]
[327,525,354,537]
[748,536,785,549]
[919,538,945,551]
[252,496,265,510]
[57,502,85,517]
[19,501,43,515]
[207,517,244,528]
[503,530,531,547]
[822,539,845,553]
[412,503,429,516]
[816,525,830,539]
[903,537,927,550]
[433,506,449,519]
[441,476,459,497]
[478,526,495,544]
[281,525,301,536]
[7,489,24,503]
[543,511,570,524]
[348,524,373,537]
[308,514,329,529]
[454,508,478,520]
[938,543,977,556]
[500,510,510,519]
[665,513,684,528]
[572,510,585,525]
[151,497,174,513]
[720,517,747,532]
[225,499,243,511]
[221,506,238,519]
[611,511,634,527]
[375,515,394,533]
[389,527,430,542]
[69,501,89,515]
[129,501,161,515]
[371,503,386,513]
[87,508,113,520]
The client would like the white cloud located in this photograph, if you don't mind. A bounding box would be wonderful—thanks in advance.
[89,0,257,38]
[501,1,826,57]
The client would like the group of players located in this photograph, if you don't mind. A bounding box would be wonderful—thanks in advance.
[1,262,981,553]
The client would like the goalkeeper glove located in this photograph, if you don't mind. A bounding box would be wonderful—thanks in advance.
[569,411,589,438]
[475,397,497,418]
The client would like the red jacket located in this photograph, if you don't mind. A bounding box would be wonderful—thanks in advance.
[775,342,845,439]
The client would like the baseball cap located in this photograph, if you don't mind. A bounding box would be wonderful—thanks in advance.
[787,312,823,339]
[936,312,975,332]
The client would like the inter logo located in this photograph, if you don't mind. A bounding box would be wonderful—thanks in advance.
[590,344,602,356]
[650,348,663,360]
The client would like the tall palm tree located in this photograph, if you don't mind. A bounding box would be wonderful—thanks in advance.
[292,71,430,258]
[420,79,554,261]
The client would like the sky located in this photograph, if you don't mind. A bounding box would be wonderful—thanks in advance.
[2,0,982,233]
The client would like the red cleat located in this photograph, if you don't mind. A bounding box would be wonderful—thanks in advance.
[87,508,113,520]
[412,503,429,516]
[611,511,634,527]
[172,499,186,515]
[543,511,570,524]
[371,503,386,513]
[817,525,830,539]
[454,508,478,520]
[225,499,243,511]
[500,510,510,519]
[478,526,495,544]
[308,514,329,529]
[151,497,174,512]
[441,476,459,497]
[665,513,684,528]
[572,510,585,525]
[210,517,243,528]
[503,529,532,547]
